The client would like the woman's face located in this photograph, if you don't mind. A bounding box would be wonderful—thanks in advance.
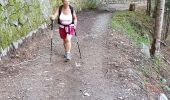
[62,0,70,5]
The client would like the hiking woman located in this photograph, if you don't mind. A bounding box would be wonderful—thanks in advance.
[50,0,77,61]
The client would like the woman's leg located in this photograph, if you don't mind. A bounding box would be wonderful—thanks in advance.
[63,34,72,60]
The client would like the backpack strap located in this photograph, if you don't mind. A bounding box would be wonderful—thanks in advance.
[58,5,63,24]
[58,5,74,25]
[69,5,74,24]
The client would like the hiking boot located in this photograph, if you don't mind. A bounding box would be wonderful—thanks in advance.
[64,54,66,58]
[65,53,71,62]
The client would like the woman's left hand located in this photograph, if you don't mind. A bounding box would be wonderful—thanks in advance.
[55,29,59,32]
[74,25,77,29]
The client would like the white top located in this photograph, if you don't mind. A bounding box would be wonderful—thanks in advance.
[59,12,72,25]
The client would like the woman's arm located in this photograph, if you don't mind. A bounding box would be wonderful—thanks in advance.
[51,7,59,20]
[73,10,77,29]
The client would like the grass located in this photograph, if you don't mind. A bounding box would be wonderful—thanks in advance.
[111,11,152,45]
[80,0,97,10]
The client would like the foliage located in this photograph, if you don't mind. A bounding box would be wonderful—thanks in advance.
[166,0,170,9]
[0,0,45,51]
[80,0,97,10]
[111,11,152,45]
[50,0,62,12]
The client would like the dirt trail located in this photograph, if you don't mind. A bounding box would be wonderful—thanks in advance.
[0,5,151,100]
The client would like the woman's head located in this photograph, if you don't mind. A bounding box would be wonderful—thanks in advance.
[62,0,70,6]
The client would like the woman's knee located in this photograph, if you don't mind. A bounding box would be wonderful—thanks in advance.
[66,35,72,42]
[64,38,71,43]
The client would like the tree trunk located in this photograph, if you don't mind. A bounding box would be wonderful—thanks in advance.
[146,0,152,16]
[150,0,165,58]
[165,10,170,39]
[129,3,136,11]
[153,0,158,18]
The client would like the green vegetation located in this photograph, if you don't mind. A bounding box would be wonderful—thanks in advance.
[153,57,163,73]
[50,0,62,12]
[111,11,152,45]
[50,0,98,12]
[166,0,170,9]
[0,1,45,51]
[80,0,97,10]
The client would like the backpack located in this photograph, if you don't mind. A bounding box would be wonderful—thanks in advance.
[58,5,74,25]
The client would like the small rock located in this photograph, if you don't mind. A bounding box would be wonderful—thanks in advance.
[58,83,65,88]
[131,83,141,90]
[161,78,167,84]
[45,77,53,81]
[164,86,170,92]
[167,79,170,86]
[33,54,36,57]
[43,71,49,73]
[120,41,124,44]
[159,93,168,100]
[80,90,90,97]
[0,71,4,74]
[27,87,33,91]
[140,43,151,58]
[15,54,19,58]
[167,94,170,99]
[84,92,90,96]
[114,70,118,72]
[117,96,124,100]
[75,62,81,67]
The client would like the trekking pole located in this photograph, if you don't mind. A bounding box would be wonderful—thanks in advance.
[74,29,82,59]
[50,19,54,62]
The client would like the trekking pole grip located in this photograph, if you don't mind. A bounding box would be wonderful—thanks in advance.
[51,19,54,30]
[50,19,54,39]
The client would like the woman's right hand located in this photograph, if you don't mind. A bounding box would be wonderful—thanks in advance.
[50,15,55,21]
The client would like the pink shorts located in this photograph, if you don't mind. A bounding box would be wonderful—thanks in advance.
[59,26,75,39]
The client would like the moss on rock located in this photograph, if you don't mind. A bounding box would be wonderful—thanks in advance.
[0,0,46,52]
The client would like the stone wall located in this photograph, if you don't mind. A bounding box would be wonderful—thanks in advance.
[0,0,52,60]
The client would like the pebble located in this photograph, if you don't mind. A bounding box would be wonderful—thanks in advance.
[159,93,168,100]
